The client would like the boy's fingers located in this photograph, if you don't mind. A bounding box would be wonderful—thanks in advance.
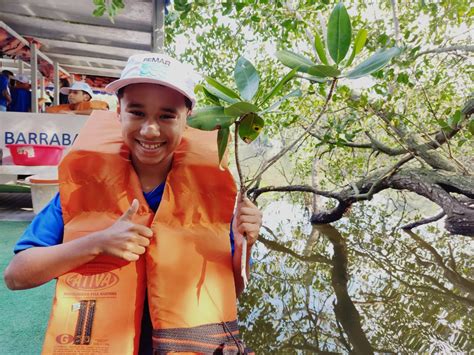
[136,235,151,247]
[133,224,154,238]
[119,199,139,221]
[238,206,263,216]
[237,214,261,224]
[122,251,139,262]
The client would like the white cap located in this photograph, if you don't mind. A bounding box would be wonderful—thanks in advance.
[13,74,30,84]
[105,53,198,108]
[60,81,94,98]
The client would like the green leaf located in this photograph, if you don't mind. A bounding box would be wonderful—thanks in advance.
[204,84,239,104]
[275,50,316,73]
[234,57,260,101]
[259,66,299,106]
[238,113,265,143]
[205,76,241,100]
[93,6,106,17]
[468,118,474,135]
[327,2,352,64]
[314,31,329,65]
[262,88,302,113]
[304,75,327,83]
[217,127,230,166]
[224,102,259,117]
[345,47,402,79]
[447,110,462,129]
[307,65,341,77]
[187,106,236,131]
[201,86,221,105]
[346,28,367,66]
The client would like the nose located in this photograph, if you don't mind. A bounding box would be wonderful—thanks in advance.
[140,118,160,138]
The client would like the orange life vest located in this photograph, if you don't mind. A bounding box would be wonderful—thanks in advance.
[42,111,245,354]
[46,100,109,113]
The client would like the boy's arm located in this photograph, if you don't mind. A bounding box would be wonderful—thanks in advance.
[5,233,106,290]
[4,199,153,290]
[231,194,262,297]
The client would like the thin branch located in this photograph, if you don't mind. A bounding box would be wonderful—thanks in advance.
[250,79,338,185]
[353,153,414,200]
[234,120,246,194]
[415,45,474,58]
[308,129,373,149]
[401,211,446,230]
[250,184,341,201]
[390,0,400,46]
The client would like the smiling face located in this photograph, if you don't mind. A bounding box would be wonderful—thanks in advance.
[118,83,190,177]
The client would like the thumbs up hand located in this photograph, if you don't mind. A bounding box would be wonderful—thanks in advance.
[93,199,153,262]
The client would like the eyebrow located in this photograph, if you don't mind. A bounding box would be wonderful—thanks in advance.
[125,103,178,114]
[125,103,145,109]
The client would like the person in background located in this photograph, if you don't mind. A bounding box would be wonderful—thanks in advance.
[0,69,14,111]
[9,74,32,112]
[46,81,108,115]
[59,78,70,105]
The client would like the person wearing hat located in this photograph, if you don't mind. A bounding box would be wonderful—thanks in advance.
[5,53,262,354]
[46,81,109,114]
[9,74,32,112]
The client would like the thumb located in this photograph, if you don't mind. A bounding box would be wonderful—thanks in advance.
[119,199,139,221]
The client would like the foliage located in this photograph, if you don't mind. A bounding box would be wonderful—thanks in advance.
[92,0,125,22]
[188,56,301,168]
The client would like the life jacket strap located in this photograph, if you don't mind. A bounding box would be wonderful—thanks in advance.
[152,320,253,354]
[73,300,96,346]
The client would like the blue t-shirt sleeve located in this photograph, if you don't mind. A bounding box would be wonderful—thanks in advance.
[13,193,64,253]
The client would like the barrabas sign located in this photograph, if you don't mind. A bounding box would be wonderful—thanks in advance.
[0,112,87,157]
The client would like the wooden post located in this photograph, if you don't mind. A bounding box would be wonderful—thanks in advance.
[152,0,165,53]
[30,43,38,113]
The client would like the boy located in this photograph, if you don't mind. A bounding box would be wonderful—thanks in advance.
[46,81,109,115]
[4,53,262,354]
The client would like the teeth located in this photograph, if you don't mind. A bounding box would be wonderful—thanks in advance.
[138,141,164,149]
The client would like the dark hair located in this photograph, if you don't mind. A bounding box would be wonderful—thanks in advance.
[1,70,14,77]
[117,86,192,110]
[60,78,70,87]
[82,92,92,101]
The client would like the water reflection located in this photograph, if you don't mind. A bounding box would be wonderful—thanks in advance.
[239,198,473,353]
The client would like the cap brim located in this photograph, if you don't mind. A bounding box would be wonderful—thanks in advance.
[60,87,70,95]
[105,77,196,108]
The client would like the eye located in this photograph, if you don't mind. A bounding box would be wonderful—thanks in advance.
[129,110,145,117]
[160,114,176,120]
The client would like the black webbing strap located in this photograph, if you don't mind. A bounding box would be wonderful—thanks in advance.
[152,320,250,354]
[73,300,96,346]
